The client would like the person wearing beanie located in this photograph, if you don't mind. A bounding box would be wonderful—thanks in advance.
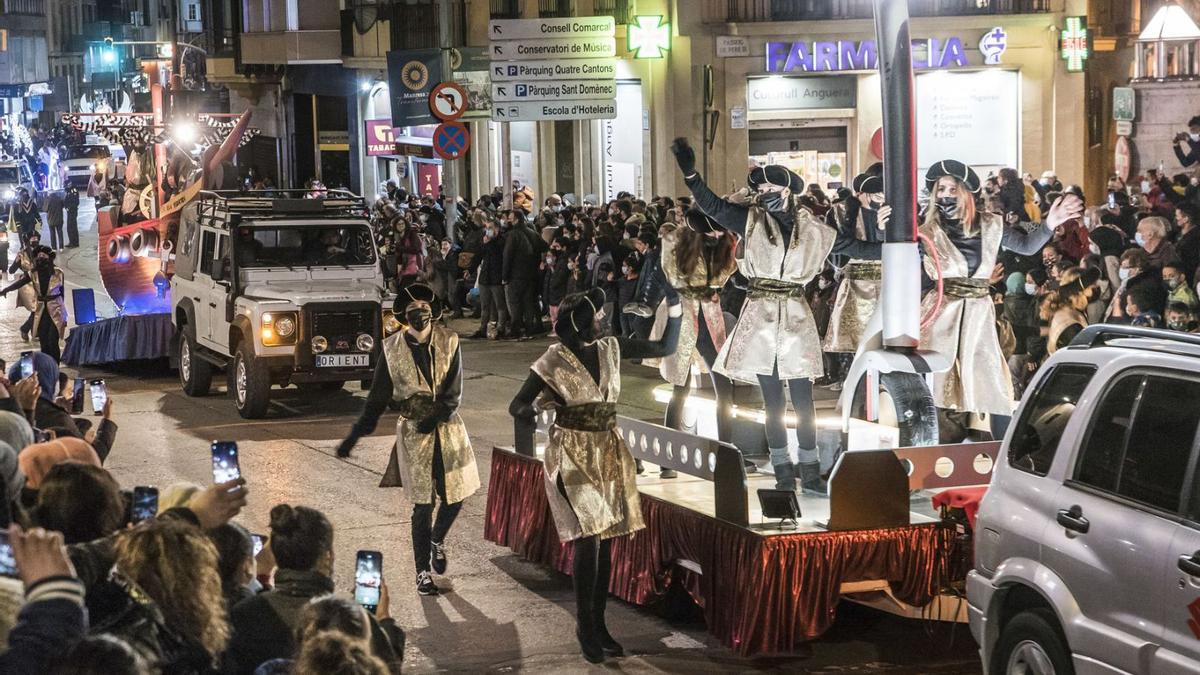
[508,285,682,664]
[337,283,479,596]
[670,137,836,494]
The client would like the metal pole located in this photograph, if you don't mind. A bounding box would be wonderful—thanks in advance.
[438,0,460,242]
[872,0,921,349]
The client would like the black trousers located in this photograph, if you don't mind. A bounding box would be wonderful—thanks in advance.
[65,208,79,247]
[411,441,463,573]
[505,279,539,335]
[48,222,63,250]
[36,313,60,363]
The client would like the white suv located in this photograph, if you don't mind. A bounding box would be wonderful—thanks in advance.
[969,325,1200,674]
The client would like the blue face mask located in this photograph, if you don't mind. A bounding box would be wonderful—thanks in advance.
[1135,233,1147,248]
[1024,283,1038,296]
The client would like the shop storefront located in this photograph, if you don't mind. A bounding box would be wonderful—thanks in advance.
[358,79,442,200]
[711,16,1082,194]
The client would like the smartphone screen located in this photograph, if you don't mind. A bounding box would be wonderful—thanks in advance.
[211,441,241,484]
[1107,193,1116,209]
[70,378,85,415]
[131,486,158,523]
[0,532,16,578]
[18,352,32,380]
[90,379,107,416]
[354,550,383,611]
[251,534,265,557]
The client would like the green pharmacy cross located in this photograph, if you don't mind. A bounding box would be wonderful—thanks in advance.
[628,15,671,59]
[1060,16,1089,73]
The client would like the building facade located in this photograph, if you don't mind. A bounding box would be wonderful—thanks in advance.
[0,0,51,123]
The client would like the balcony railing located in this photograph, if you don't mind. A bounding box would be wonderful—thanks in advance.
[704,0,1051,23]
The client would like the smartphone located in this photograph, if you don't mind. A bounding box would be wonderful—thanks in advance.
[211,441,241,484]
[251,533,265,557]
[18,352,32,380]
[70,377,85,415]
[354,550,383,612]
[89,379,107,416]
[1107,192,1117,209]
[0,532,16,578]
[131,486,158,523]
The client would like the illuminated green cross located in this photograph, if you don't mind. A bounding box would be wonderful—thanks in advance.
[628,15,671,59]
[1060,16,1088,72]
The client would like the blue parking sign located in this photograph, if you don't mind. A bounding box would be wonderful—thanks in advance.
[515,84,527,97]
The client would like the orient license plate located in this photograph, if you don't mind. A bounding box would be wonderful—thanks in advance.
[315,354,369,368]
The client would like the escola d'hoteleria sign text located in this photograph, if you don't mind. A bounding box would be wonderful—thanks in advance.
[767,37,975,73]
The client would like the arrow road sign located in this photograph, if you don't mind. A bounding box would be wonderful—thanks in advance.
[489,58,617,81]
[490,37,615,61]
[433,122,471,160]
[429,81,468,121]
[488,17,615,41]
[492,79,616,102]
[490,101,617,122]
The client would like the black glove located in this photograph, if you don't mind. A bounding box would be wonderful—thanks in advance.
[670,138,696,176]
[336,435,359,458]
[415,416,438,434]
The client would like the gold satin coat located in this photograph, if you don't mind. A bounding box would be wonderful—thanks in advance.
[918,211,1015,415]
[714,201,837,382]
[824,203,880,353]
[381,326,480,505]
[532,337,645,542]
[649,226,737,386]
[25,268,67,338]
[13,249,35,311]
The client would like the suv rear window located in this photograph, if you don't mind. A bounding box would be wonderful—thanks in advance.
[1074,373,1200,514]
[1007,364,1096,476]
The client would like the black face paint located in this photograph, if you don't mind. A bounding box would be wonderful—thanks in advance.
[935,197,958,219]
[406,308,432,330]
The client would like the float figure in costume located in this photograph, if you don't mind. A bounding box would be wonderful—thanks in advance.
[508,286,682,664]
[670,138,836,494]
[825,169,886,355]
[338,283,480,596]
[8,231,42,342]
[847,159,1081,435]
[1,246,67,362]
[653,208,739,460]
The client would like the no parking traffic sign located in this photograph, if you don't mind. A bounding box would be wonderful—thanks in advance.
[429,81,469,121]
[433,122,471,160]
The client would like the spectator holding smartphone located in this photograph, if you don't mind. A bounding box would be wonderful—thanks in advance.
[1174,115,1200,167]
[0,524,87,674]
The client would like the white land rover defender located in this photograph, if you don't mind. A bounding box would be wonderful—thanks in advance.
[170,191,401,418]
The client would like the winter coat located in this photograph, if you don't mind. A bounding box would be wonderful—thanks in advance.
[222,569,404,675]
[546,256,570,306]
[502,223,547,282]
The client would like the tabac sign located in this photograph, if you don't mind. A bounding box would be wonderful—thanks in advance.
[766,32,1003,73]
[365,119,398,156]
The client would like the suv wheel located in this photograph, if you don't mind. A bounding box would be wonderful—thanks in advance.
[233,343,271,419]
[178,326,212,396]
[850,372,939,447]
[992,609,1073,675]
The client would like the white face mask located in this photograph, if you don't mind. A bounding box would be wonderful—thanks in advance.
[1135,233,1147,247]
[1141,180,1151,193]
[1024,283,1038,296]
[1191,132,1200,142]
[1119,267,1132,281]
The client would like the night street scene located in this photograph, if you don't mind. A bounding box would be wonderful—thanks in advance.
[0,0,1193,673]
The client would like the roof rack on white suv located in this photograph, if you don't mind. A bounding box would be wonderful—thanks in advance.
[1067,323,1200,350]
[194,189,368,227]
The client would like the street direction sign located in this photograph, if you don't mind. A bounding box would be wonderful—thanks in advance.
[489,17,614,41]
[492,79,616,102]
[433,122,471,160]
[490,58,617,81]
[429,81,468,120]
[491,101,616,122]
[489,37,616,61]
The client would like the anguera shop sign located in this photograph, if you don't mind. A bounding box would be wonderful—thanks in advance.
[766,36,983,73]
[365,119,398,156]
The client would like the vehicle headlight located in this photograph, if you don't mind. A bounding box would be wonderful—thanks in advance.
[382,310,402,336]
[356,334,375,352]
[89,163,96,171]
[311,336,328,353]
[2,189,13,201]
[261,311,299,346]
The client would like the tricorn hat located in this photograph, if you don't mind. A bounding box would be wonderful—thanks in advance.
[394,282,441,318]
[852,172,883,195]
[925,159,981,194]
[683,208,722,234]
[747,164,804,193]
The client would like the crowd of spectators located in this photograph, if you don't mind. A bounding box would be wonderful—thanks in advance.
[0,349,404,674]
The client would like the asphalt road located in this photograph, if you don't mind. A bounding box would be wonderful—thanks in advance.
[4,201,983,673]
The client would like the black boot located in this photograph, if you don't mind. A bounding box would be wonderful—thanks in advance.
[772,462,797,491]
[592,539,623,656]
[573,537,606,664]
[797,461,828,496]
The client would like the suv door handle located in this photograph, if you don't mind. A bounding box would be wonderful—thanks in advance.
[1056,505,1090,534]
[1179,554,1200,577]
[208,302,217,308]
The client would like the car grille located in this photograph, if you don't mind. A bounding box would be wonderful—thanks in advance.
[310,309,373,341]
